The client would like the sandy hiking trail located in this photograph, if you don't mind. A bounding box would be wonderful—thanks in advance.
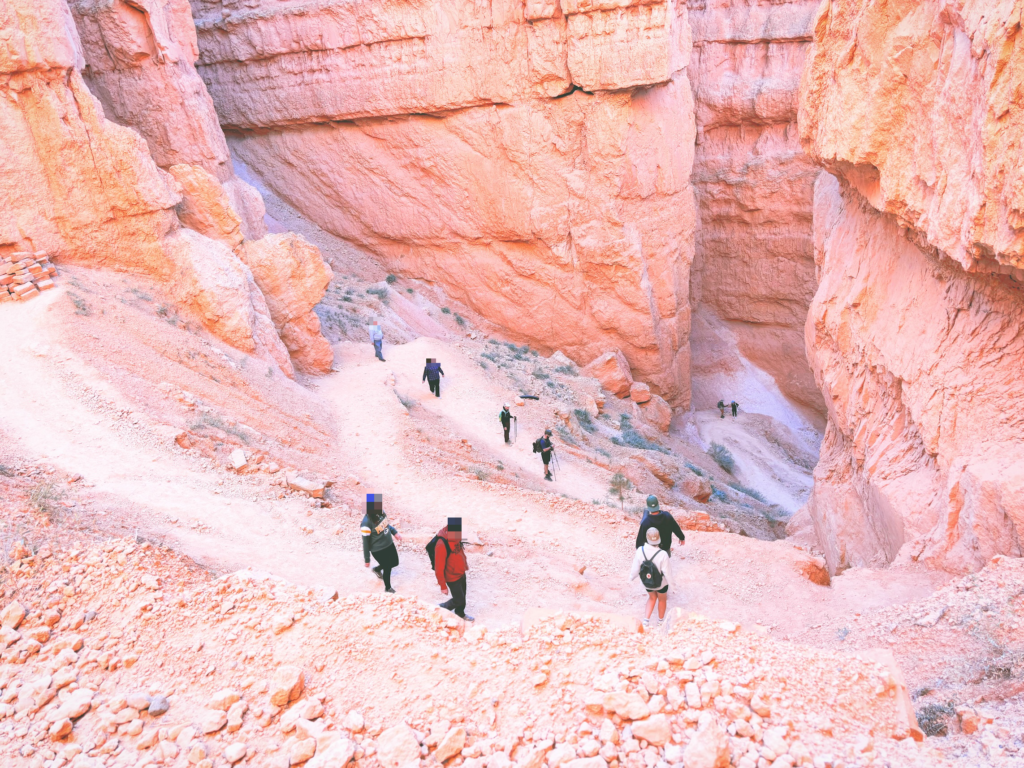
[0,286,945,637]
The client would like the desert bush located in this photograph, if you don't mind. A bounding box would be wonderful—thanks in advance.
[612,414,669,453]
[385,274,397,284]
[573,409,595,432]
[708,442,735,473]
[609,472,633,512]
[916,703,955,737]
[366,286,389,304]
[30,482,66,524]
[727,481,767,503]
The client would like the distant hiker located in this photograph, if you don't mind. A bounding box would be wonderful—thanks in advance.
[423,358,445,397]
[369,321,385,362]
[635,495,686,555]
[630,527,671,629]
[431,517,473,622]
[499,403,517,444]
[717,400,726,419]
[533,428,554,480]
[361,493,402,593]
[730,400,739,417]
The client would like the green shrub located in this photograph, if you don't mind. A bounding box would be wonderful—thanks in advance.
[727,482,767,503]
[609,472,633,512]
[406,288,414,294]
[612,414,669,453]
[366,286,389,304]
[455,314,465,326]
[441,307,451,314]
[573,409,595,432]
[386,274,398,284]
[708,442,735,473]
[685,461,704,477]
[554,365,577,375]
[532,370,549,380]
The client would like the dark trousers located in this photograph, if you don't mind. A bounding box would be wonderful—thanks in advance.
[371,544,398,590]
[503,425,511,443]
[373,339,384,360]
[428,378,440,397]
[441,576,467,618]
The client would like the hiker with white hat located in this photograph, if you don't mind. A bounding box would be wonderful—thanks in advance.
[630,527,672,628]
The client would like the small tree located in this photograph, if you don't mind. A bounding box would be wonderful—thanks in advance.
[609,472,633,513]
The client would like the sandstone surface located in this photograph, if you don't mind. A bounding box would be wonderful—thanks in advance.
[192,0,697,404]
[800,0,1024,273]
[798,0,1024,574]
[802,175,1024,575]
[687,0,825,427]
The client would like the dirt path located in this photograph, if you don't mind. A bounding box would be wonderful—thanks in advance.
[0,287,944,636]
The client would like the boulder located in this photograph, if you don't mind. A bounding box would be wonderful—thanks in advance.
[433,727,465,763]
[602,692,649,721]
[639,394,672,433]
[631,714,669,746]
[307,738,356,768]
[582,351,633,398]
[679,472,712,503]
[376,724,421,768]
[682,713,729,768]
[287,474,326,499]
[270,666,305,707]
[629,382,652,403]
[290,738,317,765]
[200,709,228,734]
[167,164,244,250]
[0,601,25,629]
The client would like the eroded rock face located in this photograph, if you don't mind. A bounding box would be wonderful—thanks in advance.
[804,175,1024,575]
[687,0,825,427]
[1,0,331,375]
[192,0,697,404]
[798,0,1024,574]
[800,0,1024,274]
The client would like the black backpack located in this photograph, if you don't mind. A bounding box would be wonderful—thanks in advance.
[639,547,663,590]
[532,439,542,453]
[426,534,452,570]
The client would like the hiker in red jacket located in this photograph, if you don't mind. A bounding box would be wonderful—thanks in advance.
[434,517,474,622]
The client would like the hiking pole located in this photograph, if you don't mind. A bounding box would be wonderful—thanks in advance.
[513,418,518,445]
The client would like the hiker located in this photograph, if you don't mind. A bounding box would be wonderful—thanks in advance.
[717,400,726,419]
[422,358,444,397]
[369,321,385,362]
[360,493,402,593]
[535,428,554,481]
[432,517,474,622]
[630,527,672,628]
[730,400,739,417]
[635,495,686,554]
[499,403,517,444]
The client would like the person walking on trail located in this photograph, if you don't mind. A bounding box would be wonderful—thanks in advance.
[433,517,474,622]
[422,358,444,397]
[536,428,554,480]
[635,495,686,555]
[360,493,402,593]
[730,400,739,417]
[499,403,517,444]
[369,321,385,362]
[717,400,726,418]
[630,527,672,629]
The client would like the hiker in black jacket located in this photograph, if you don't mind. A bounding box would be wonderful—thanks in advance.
[360,493,402,593]
[499,404,516,444]
[635,495,686,555]
[423,358,444,397]
[538,429,554,480]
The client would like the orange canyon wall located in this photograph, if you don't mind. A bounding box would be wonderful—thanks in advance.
[686,0,825,431]
[798,0,1024,574]
[189,0,698,406]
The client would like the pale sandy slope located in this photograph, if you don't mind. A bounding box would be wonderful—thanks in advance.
[0,282,944,636]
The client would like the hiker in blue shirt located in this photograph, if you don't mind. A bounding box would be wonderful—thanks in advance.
[423,358,444,397]
[369,321,385,362]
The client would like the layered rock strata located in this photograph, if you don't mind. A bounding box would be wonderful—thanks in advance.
[191,0,697,404]
[798,0,1024,574]
[1,0,333,375]
[686,0,825,428]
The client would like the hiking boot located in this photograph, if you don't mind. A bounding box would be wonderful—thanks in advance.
[642,618,650,628]
[461,614,475,622]
[372,566,384,581]
[545,473,553,481]
[385,587,396,594]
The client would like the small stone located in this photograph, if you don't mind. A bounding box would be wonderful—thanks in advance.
[188,743,208,763]
[0,601,26,629]
[225,743,248,763]
[126,692,151,711]
[630,714,670,746]
[272,614,295,634]
[226,700,248,732]
[629,382,652,403]
[137,729,159,750]
[683,713,729,768]
[376,724,421,768]
[49,719,72,740]
[342,710,364,733]
[287,474,325,498]
[290,737,317,764]
[307,738,356,768]
[270,666,305,707]
[148,695,170,717]
[25,626,50,644]
[200,709,228,734]
[433,727,466,763]
[125,719,144,736]
[210,689,241,711]
[230,449,248,470]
